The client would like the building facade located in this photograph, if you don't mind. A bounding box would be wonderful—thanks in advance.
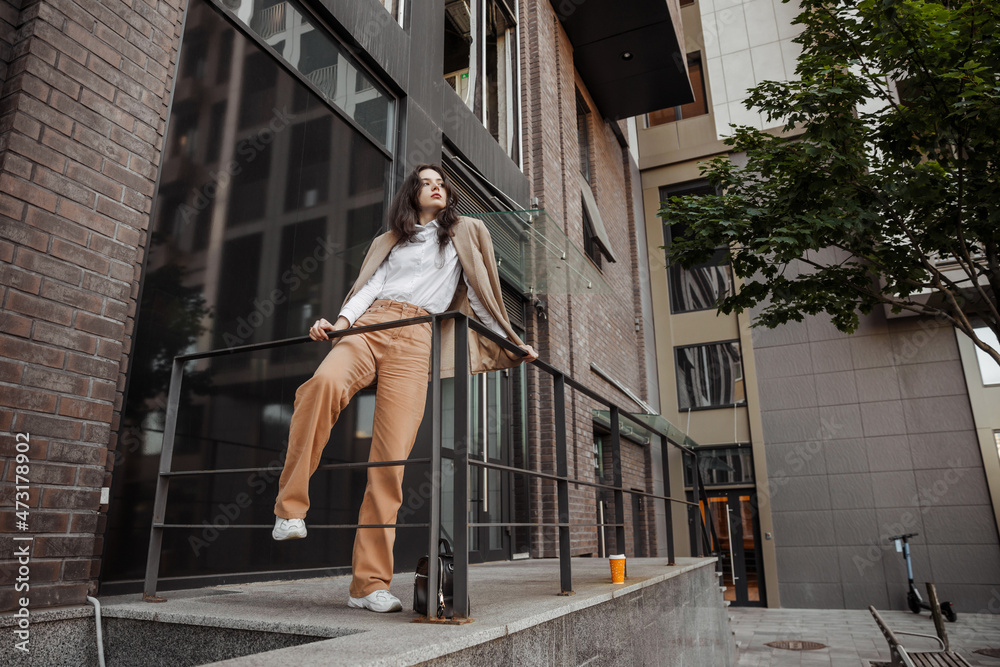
[0,0,694,610]
[638,0,1000,612]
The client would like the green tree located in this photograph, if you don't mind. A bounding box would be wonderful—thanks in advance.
[661,0,1000,365]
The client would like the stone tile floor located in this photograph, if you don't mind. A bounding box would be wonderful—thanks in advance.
[730,607,1000,666]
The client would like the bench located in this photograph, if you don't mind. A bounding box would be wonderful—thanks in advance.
[868,606,972,667]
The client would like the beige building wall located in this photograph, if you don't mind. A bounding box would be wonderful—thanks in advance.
[634,0,796,608]
[636,0,1000,614]
[699,0,803,135]
[956,331,1000,556]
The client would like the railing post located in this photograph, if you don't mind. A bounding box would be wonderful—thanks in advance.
[426,315,442,619]
[553,374,572,595]
[452,315,470,618]
[661,435,675,565]
[609,407,626,557]
[143,357,184,600]
[688,452,703,557]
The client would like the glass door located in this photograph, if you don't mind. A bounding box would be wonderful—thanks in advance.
[701,491,763,606]
[468,370,509,562]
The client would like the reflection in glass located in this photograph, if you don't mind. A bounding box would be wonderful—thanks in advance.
[484,0,516,158]
[667,248,732,313]
[222,0,393,147]
[103,0,390,585]
[444,0,475,109]
[661,185,733,314]
[675,341,745,410]
[443,0,519,159]
[700,494,761,604]
[684,447,754,486]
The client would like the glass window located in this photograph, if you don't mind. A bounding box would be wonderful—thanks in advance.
[222,0,394,147]
[647,52,708,126]
[676,341,746,410]
[973,326,1000,385]
[270,217,325,341]
[182,28,208,79]
[104,0,392,585]
[205,101,227,163]
[582,197,603,270]
[238,50,279,129]
[684,447,754,487]
[284,116,332,211]
[377,0,397,18]
[444,0,474,108]
[661,182,732,313]
[444,0,519,160]
[485,1,516,157]
[577,91,591,183]
[170,101,200,160]
[666,246,732,313]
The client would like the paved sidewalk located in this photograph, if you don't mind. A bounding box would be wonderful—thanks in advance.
[730,607,1000,666]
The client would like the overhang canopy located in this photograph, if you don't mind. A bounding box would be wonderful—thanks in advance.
[552,0,694,120]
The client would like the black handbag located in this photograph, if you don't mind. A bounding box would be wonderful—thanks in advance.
[413,538,469,618]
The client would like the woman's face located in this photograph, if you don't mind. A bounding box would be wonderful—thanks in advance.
[417,168,447,218]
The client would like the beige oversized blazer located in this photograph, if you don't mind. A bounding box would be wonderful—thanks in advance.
[340,216,527,377]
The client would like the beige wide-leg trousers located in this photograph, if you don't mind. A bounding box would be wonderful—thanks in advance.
[274,299,432,597]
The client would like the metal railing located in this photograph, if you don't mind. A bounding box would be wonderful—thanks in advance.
[142,312,719,619]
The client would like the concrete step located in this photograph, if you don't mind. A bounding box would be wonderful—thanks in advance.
[7,557,737,666]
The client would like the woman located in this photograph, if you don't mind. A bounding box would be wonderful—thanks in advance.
[272,164,537,613]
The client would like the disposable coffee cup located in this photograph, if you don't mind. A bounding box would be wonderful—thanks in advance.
[609,554,625,584]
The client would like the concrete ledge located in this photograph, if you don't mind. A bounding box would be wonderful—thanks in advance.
[3,557,734,666]
[100,556,730,665]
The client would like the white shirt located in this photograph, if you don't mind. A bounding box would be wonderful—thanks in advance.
[339,220,506,336]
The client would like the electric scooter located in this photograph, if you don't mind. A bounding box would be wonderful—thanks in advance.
[887,533,957,622]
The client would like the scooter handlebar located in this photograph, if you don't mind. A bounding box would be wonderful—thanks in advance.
[886,532,919,542]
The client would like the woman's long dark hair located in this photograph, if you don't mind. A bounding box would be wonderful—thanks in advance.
[387,163,460,247]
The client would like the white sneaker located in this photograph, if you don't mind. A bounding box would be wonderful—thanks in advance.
[347,589,402,613]
[272,517,307,540]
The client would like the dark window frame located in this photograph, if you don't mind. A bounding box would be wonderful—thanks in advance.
[674,338,746,412]
[206,0,395,156]
[576,90,591,183]
[682,444,755,488]
[660,181,733,314]
[443,0,520,161]
[582,197,606,271]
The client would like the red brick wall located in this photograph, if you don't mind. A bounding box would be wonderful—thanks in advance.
[0,0,19,91]
[0,0,185,610]
[520,0,657,560]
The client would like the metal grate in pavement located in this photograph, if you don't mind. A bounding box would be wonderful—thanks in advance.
[765,640,827,651]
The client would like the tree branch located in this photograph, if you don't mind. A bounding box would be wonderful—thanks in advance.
[793,254,940,318]
[815,4,903,113]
